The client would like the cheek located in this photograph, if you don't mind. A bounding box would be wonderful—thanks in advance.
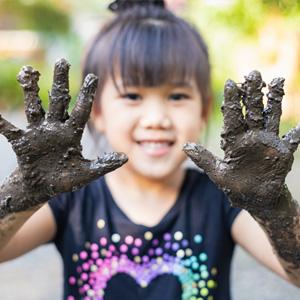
[104,111,134,143]
[187,122,203,141]
[175,111,203,141]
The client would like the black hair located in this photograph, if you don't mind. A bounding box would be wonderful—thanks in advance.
[108,0,165,12]
[82,2,212,118]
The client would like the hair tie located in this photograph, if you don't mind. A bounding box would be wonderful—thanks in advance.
[108,0,165,13]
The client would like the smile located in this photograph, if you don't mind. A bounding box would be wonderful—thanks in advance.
[137,141,175,157]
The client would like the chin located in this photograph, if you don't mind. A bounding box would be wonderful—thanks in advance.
[133,162,184,181]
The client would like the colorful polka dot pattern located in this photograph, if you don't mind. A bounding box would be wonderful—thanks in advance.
[67,220,218,300]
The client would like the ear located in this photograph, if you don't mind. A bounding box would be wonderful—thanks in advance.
[90,104,106,133]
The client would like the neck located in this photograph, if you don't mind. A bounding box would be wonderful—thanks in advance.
[104,167,186,227]
[105,167,185,199]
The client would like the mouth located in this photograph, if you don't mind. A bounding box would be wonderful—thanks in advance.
[136,140,175,157]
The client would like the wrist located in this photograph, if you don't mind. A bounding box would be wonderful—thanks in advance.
[247,185,300,270]
[247,184,299,220]
[226,181,299,218]
[0,169,49,218]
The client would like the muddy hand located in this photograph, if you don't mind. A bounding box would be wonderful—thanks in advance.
[183,71,300,211]
[0,59,127,215]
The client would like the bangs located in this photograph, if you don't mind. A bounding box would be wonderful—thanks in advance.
[108,19,207,89]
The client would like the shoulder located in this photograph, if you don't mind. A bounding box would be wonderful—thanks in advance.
[47,176,109,245]
[185,167,224,199]
[185,167,242,228]
[51,176,106,202]
[48,176,108,218]
[184,167,227,212]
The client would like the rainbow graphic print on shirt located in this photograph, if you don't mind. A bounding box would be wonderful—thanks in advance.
[66,219,218,300]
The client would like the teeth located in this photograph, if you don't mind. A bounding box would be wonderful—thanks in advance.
[140,142,170,149]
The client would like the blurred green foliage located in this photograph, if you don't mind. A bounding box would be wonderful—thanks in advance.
[205,0,300,36]
[0,0,82,109]
[0,0,70,33]
[0,61,23,109]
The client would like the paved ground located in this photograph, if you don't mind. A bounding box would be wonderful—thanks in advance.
[1,111,300,299]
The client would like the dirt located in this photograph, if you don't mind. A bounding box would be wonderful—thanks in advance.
[184,70,300,274]
[0,59,127,218]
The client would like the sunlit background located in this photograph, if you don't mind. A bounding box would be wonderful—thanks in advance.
[0,0,300,299]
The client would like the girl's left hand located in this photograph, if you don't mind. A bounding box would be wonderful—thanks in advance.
[184,71,300,211]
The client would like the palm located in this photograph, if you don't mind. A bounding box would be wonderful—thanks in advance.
[0,59,127,198]
[184,71,300,210]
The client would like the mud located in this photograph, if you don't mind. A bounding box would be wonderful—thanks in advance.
[0,59,127,219]
[184,71,300,275]
[241,71,265,129]
[17,66,45,126]
[264,77,285,135]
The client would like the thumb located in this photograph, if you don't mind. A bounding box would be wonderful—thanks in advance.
[74,152,128,188]
[183,142,221,178]
[88,152,128,177]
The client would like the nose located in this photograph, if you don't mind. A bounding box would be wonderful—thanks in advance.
[140,100,172,129]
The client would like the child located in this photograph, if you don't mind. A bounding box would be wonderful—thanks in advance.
[1,1,300,299]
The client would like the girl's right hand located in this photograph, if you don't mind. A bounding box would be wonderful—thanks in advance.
[183,71,300,214]
[0,59,127,215]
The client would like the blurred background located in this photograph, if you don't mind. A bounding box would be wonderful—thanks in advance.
[0,0,300,299]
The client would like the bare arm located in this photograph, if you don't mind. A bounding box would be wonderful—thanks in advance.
[0,204,56,262]
[251,188,300,286]
[232,210,289,281]
[184,71,300,286]
[0,59,127,252]
[0,204,42,251]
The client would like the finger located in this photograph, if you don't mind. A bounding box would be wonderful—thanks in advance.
[88,152,128,176]
[221,79,245,152]
[242,70,265,130]
[17,66,45,126]
[183,142,222,180]
[264,77,285,135]
[283,123,300,153]
[47,59,71,122]
[0,114,23,142]
[67,74,98,129]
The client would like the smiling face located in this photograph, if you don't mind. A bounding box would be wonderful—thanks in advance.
[83,4,211,184]
[92,77,204,181]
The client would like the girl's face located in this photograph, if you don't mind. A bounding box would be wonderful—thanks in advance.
[92,77,204,181]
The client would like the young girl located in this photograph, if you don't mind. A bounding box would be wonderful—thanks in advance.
[1,1,300,299]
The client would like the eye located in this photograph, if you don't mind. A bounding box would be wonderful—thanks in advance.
[120,93,141,101]
[169,93,190,101]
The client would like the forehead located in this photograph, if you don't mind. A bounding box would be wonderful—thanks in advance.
[110,75,198,92]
